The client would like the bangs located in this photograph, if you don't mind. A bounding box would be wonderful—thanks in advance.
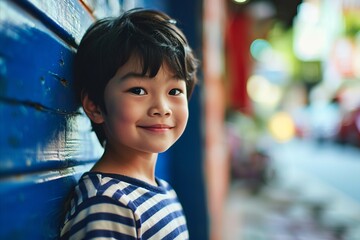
[136,43,186,80]
[117,20,187,81]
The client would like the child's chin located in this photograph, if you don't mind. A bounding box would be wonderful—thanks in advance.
[150,141,179,153]
[156,148,170,154]
[154,146,172,153]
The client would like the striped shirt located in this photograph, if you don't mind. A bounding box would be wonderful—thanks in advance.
[60,172,189,240]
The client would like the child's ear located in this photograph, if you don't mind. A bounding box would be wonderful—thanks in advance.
[81,92,104,124]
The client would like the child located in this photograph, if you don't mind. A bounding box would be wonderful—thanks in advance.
[60,8,198,240]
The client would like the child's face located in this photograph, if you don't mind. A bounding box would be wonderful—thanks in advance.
[101,56,189,154]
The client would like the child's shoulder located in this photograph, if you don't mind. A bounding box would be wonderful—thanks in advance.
[68,172,180,216]
[76,172,176,202]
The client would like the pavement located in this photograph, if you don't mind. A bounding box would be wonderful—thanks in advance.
[222,139,360,240]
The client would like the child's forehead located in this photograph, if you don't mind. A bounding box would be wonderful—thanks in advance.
[116,54,175,78]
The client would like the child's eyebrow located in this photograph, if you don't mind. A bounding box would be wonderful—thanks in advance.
[119,72,148,81]
[119,72,183,81]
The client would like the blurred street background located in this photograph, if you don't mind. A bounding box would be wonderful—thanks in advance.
[203,0,360,239]
[222,139,360,239]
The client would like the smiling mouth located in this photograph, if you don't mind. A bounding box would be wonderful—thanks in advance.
[139,124,174,132]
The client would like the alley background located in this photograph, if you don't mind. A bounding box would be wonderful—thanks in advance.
[206,0,360,239]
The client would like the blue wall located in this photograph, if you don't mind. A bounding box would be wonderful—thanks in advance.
[0,0,208,239]
[0,1,101,238]
[167,1,209,239]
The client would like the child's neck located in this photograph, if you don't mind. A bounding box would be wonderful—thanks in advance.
[91,145,158,186]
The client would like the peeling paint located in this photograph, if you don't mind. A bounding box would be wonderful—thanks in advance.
[0,96,80,115]
[48,71,68,87]
[59,58,65,66]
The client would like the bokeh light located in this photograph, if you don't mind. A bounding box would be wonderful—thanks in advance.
[247,74,282,108]
[268,111,295,142]
[250,39,271,61]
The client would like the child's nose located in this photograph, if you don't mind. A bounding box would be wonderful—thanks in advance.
[148,97,172,117]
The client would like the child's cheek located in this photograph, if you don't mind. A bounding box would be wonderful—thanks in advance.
[105,96,126,122]
[106,97,139,123]
[181,107,189,128]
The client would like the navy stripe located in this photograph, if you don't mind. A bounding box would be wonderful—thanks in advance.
[73,190,79,207]
[133,190,157,206]
[163,223,188,240]
[88,173,100,188]
[112,188,124,199]
[121,184,139,195]
[140,198,175,222]
[99,178,120,191]
[72,196,128,219]
[70,211,135,235]
[85,229,137,239]
[79,179,88,199]
[142,210,184,239]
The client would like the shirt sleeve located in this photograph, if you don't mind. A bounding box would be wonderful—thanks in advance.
[60,196,138,240]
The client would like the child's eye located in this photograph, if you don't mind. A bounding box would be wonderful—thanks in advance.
[169,88,183,96]
[128,87,146,95]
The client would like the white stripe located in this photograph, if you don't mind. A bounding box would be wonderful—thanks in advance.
[142,201,183,233]
[84,175,97,198]
[99,176,112,185]
[131,194,161,236]
[70,198,76,215]
[94,176,134,199]
[118,194,132,211]
[136,194,160,212]
[136,190,178,214]
[174,229,189,240]
[167,189,177,198]
[70,219,137,240]
[158,179,169,187]
[61,202,134,236]
[148,215,187,239]
[126,186,148,200]
[102,177,132,191]
[103,182,122,197]
[117,181,131,190]
[74,185,83,206]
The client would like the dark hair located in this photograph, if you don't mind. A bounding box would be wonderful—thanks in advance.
[74,8,199,145]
